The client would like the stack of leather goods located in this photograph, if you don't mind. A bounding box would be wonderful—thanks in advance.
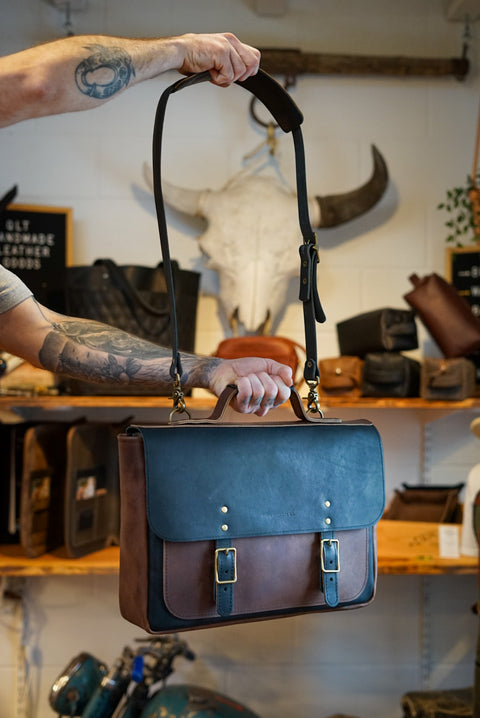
[332,307,420,398]
[0,421,124,559]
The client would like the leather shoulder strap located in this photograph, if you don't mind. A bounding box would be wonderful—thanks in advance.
[152,68,326,384]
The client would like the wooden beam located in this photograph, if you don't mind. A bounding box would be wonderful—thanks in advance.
[259,48,469,81]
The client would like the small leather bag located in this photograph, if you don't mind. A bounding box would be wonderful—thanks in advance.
[404,272,480,358]
[336,308,418,357]
[420,357,476,401]
[318,356,364,398]
[215,335,305,388]
[117,70,385,634]
[64,423,122,558]
[362,352,420,398]
[383,483,464,523]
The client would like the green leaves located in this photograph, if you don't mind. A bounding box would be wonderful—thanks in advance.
[437,173,479,247]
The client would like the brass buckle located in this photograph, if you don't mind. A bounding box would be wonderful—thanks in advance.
[168,373,192,423]
[214,547,237,584]
[320,538,340,573]
[304,379,323,416]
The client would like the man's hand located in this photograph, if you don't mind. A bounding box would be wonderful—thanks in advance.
[174,32,260,86]
[209,357,293,416]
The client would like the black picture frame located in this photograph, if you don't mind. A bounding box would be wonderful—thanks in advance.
[0,203,73,313]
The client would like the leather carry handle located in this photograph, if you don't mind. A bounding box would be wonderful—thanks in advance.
[174,385,341,425]
[171,70,304,133]
[152,68,326,389]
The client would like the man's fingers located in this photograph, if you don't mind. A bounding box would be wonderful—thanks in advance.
[234,372,281,415]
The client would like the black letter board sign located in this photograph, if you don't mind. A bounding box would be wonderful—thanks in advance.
[0,203,72,313]
[446,245,480,317]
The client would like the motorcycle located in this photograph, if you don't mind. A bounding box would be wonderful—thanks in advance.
[49,634,262,718]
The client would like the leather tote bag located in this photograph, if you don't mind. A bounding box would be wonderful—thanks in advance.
[117,70,385,633]
[64,258,200,395]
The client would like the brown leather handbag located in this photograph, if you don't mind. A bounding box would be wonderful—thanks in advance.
[117,70,385,634]
[215,335,305,388]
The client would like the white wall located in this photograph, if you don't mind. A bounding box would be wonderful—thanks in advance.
[1,1,480,717]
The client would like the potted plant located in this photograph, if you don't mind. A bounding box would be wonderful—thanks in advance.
[437,171,480,247]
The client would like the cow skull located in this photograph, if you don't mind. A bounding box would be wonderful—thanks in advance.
[144,145,388,333]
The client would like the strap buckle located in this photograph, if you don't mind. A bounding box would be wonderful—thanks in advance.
[215,547,237,584]
[320,538,340,573]
[304,379,323,416]
[168,373,192,423]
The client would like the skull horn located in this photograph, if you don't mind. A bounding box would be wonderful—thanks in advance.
[314,145,388,228]
[142,162,203,216]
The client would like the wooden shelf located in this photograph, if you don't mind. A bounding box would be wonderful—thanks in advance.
[0,544,120,576]
[1,393,480,420]
[1,393,480,411]
[0,521,476,577]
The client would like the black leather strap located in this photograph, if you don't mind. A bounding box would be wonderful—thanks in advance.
[152,68,326,383]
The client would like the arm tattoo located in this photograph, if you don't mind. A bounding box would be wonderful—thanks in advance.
[36,307,221,391]
[38,314,173,387]
[75,44,135,100]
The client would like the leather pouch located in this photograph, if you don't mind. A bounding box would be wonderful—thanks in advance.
[336,308,418,357]
[64,423,121,558]
[420,357,476,401]
[404,272,480,358]
[319,356,364,397]
[383,482,464,523]
[362,353,420,398]
[20,423,69,558]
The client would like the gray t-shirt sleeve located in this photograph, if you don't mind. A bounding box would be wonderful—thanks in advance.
[0,264,33,314]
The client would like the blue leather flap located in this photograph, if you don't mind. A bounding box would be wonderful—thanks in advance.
[130,421,384,542]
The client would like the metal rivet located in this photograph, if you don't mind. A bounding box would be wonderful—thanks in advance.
[324,500,331,508]
[221,506,229,514]
[325,517,332,525]
[221,524,229,532]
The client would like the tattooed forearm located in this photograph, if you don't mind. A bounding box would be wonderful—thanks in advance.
[37,315,173,387]
[75,44,135,100]
[44,317,164,358]
[36,312,220,390]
